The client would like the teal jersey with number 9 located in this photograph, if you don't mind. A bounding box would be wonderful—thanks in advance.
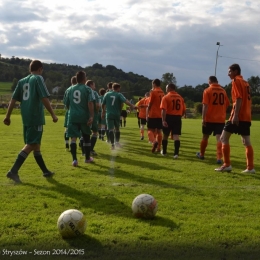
[12,74,50,126]
[66,84,94,123]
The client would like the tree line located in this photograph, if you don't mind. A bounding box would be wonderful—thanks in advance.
[0,57,152,100]
[1,56,260,106]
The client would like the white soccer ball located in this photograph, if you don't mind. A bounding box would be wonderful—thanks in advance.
[132,194,158,219]
[57,209,87,238]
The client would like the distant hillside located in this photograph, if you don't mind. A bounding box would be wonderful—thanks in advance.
[0,56,152,99]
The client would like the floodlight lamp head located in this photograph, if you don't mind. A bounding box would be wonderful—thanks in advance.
[216,42,220,45]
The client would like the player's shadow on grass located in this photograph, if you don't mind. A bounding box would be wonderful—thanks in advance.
[89,154,190,191]
[141,215,179,230]
[24,179,178,230]
[61,234,105,256]
[97,151,184,173]
[25,179,131,218]
[63,218,179,256]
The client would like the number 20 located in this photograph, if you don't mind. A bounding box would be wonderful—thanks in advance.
[213,93,224,105]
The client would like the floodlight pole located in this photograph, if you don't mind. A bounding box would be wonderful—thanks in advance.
[214,42,222,76]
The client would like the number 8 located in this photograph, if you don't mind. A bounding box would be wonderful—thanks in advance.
[23,83,30,100]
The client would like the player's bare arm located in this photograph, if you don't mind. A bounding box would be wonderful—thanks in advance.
[232,98,242,125]
[161,109,168,127]
[183,110,187,118]
[101,104,106,119]
[87,101,94,125]
[3,99,17,126]
[146,103,151,120]
[202,104,208,126]
[96,102,100,111]
[42,97,58,123]
[125,100,135,110]
[138,103,148,108]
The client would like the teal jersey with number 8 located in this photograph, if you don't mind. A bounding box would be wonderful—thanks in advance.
[12,74,50,126]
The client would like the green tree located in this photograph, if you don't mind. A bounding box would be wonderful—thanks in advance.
[252,96,260,105]
[184,98,194,109]
[177,85,198,102]
[11,78,18,91]
[44,78,53,94]
[223,83,232,100]
[161,73,177,90]
[45,71,63,83]
[248,76,260,96]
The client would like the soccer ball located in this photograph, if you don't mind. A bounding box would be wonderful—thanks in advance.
[57,209,87,238]
[132,194,158,219]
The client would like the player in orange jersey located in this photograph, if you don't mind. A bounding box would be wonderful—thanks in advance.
[160,83,186,158]
[146,79,164,152]
[137,92,150,140]
[215,64,255,173]
[196,76,230,163]
[136,97,142,129]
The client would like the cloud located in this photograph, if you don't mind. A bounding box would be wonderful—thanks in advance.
[0,0,260,87]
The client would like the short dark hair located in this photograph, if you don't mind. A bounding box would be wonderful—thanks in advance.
[167,83,176,91]
[86,80,94,87]
[107,82,113,89]
[209,76,218,83]
[29,60,43,72]
[71,76,77,85]
[229,64,241,75]
[152,79,161,86]
[76,71,86,83]
[112,83,120,90]
[99,88,106,96]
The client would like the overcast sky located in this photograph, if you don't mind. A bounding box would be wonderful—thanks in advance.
[0,0,260,87]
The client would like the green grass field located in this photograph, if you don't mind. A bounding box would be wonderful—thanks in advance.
[0,116,260,260]
[0,82,12,94]
[0,82,12,104]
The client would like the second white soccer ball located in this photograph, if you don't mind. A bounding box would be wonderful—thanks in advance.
[57,209,87,238]
[132,194,158,219]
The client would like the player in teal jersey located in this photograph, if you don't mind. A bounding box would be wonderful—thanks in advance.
[120,103,128,127]
[63,76,77,151]
[106,82,113,92]
[105,82,113,142]
[64,71,94,166]
[86,80,100,155]
[102,83,135,149]
[3,60,58,183]
[98,88,106,140]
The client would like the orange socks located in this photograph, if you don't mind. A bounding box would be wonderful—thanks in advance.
[217,142,222,160]
[157,132,162,150]
[148,130,155,143]
[200,139,208,156]
[246,145,254,170]
[222,144,230,166]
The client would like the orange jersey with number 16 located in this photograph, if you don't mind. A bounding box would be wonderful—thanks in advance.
[160,91,186,116]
